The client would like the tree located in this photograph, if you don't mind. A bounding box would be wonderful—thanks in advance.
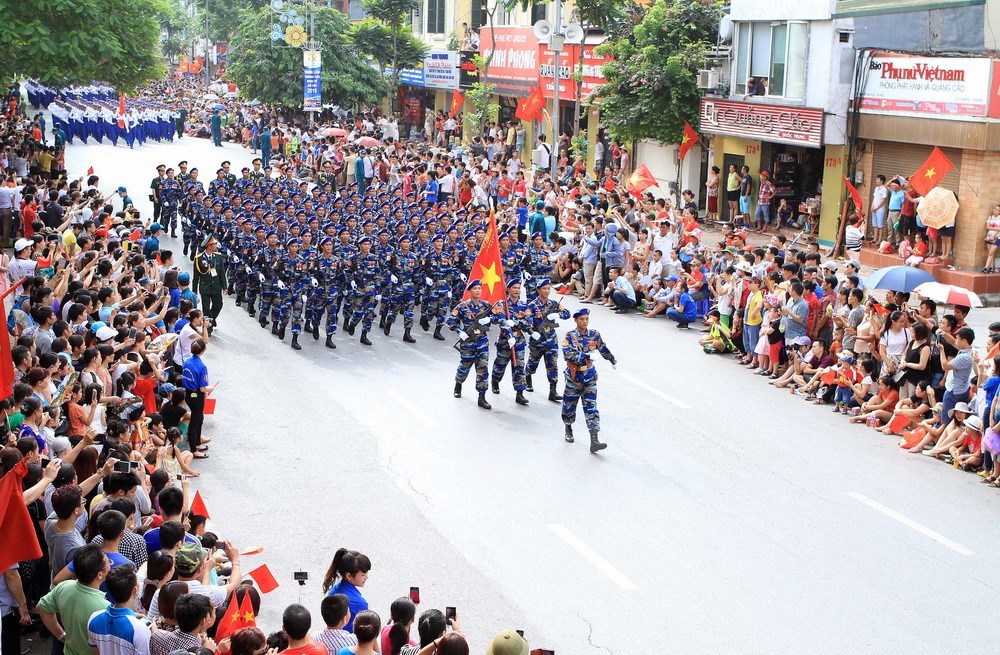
[158,0,198,63]
[594,0,722,144]
[203,0,267,44]
[360,0,425,110]
[0,0,166,91]
[228,5,385,110]
[350,18,427,85]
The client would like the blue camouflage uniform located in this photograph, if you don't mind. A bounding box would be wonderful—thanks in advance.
[561,317,616,443]
[526,291,570,395]
[347,239,381,338]
[447,292,496,398]
[490,285,532,397]
[309,247,343,340]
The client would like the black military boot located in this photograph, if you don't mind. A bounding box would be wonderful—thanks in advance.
[183,244,189,256]
[378,315,385,330]
[248,305,256,318]
[420,315,430,331]
[525,374,533,392]
[565,424,574,443]
[477,392,492,410]
[235,295,242,307]
[270,322,278,335]
[433,326,444,341]
[548,381,563,402]
[325,335,336,349]
[453,382,462,398]
[313,323,320,340]
[403,328,416,343]
[277,325,286,340]
[383,319,393,336]
[360,331,372,346]
[290,334,301,350]
[589,430,607,453]
[260,314,268,329]
[515,390,529,405]
[304,320,313,334]
[346,322,356,336]
[491,379,500,394]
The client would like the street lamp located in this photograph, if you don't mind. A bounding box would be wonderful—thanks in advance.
[533,6,583,179]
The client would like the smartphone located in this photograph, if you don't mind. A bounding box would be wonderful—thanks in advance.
[293,571,309,582]
[175,474,183,481]
[409,586,420,604]
[113,461,131,473]
[216,540,228,551]
[40,456,51,467]
[445,607,456,623]
[128,328,137,339]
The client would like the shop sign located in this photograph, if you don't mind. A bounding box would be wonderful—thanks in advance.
[479,26,537,96]
[459,51,480,90]
[700,98,824,148]
[537,41,609,100]
[424,51,459,90]
[859,54,992,118]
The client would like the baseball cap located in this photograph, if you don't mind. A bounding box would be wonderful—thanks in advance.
[95,326,118,341]
[821,260,838,271]
[793,336,812,346]
[485,631,528,655]
[13,238,32,252]
[117,186,127,193]
[174,542,207,575]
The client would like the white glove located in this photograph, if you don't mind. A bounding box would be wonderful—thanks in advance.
[612,363,618,370]
[504,319,515,328]
[277,280,285,289]
[478,317,491,325]
[351,280,358,290]
[311,277,319,287]
[258,273,265,283]
[460,272,467,281]
[546,312,559,321]
[459,330,469,340]
[375,294,381,301]
[245,266,252,274]
[507,337,516,348]
[233,255,241,264]
[531,331,541,341]
[301,295,308,304]
[391,275,398,284]
[446,291,452,299]
[425,276,433,286]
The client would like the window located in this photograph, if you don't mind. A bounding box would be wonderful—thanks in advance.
[530,1,547,25]
[733,21,809,99]
[427,0,445,34]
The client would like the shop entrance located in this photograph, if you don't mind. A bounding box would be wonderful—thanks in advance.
[760,143,823,206]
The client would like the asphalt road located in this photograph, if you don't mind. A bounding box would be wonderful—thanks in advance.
[61,130,1000,655]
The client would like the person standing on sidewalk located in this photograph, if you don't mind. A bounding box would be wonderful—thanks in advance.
[193,236,226,332]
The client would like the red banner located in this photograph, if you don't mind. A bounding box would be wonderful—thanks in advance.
[479,27,538,96]
[537,42,609,101]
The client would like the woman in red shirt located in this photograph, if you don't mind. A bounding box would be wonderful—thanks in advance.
[21,196,38,238]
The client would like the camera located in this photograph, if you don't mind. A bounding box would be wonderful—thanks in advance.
[113,461,132,473]
[294,571,308,586]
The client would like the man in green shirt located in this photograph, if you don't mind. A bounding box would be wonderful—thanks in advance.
[38,544,111,655]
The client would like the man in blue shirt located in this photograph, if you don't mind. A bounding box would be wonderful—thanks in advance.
[528,201,546,238]
[87,567,151,655]
[666,282,697,328]
[424,171,439,203]
[780,281,809,342]
[608,267,636,313]
[143,224,162,258]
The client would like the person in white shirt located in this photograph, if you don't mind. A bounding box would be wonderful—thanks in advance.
[532,135,552,171]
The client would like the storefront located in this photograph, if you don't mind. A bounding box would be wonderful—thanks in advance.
[854,51,1000,269]
[699,98,849,243]
[392,51,460,139]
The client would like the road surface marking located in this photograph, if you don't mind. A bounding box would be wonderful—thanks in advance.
[386,388,438,429]
[848,492,975,556]
[408,348,439,364]
[548,523,638,590]
[613,370,691,409]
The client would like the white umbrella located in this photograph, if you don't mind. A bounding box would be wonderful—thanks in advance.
[202,93,219,100]
[224,91,238,98]
[913,281,983,308]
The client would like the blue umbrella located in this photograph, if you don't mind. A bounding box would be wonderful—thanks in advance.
[865,265,936,292]
[212,103,226,110]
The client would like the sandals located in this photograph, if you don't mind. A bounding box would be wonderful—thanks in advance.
[980,475,996,484]
[193,452,209,459]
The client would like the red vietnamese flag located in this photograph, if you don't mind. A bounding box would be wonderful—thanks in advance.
[461,212,506,304]
[514,95,532,122]
[624,163,659,198]
[237,591,257,627]
[117,94,127,129]
[216,591,257,641]
[190,490,210,519]
[87,166,94,176]
[844,177,864,214]
[678,122,700,160]
[525,86,545,122]
[449,91,464,118]
[910,146,954,197]
[0,279,26,399]
[248,564,279,593]
[0,460,43,573]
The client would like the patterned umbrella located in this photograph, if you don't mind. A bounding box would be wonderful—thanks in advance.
[356,136,381,148]
[913,282,983,308]
[917,186,959,230]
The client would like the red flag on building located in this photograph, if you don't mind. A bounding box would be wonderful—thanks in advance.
[0,460,43,573]
[910,146,954,197]
[190,490,210,518]
[248,564,279,593]
[179,58,190,73]
[449,91,464,118]
[624,164,659,198]
[678,122,700,160]
[461,212,506,304]
[514,96,532,122]
[117,94,127,129]
[844,176,864,214]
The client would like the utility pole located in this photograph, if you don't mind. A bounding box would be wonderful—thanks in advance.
[550,0,562,179]
[204,0,210,82]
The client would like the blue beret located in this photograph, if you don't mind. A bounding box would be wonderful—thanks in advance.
[358,236,372,245]
[377,229,389,236]
[338,226,350,236]
[573,308,590,318]
[467,279,482,289]
[506,278,521,288]
[265,229,277,238]
[253,224,265,232]
[531,232,543,239]
[431,232,444,242]
[286,238,302,247]
[398,233,412,242]
[319,236,333,247]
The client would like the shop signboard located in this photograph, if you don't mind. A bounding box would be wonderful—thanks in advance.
[537,41,609,100]
[699,98,824,148]
[858,54,992,117]
[424,51,459,90]
[387,62,425,88]
[479,26,537,96]
[459,51,479,90]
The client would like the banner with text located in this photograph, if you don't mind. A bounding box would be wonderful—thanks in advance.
[859,54,992,118]
[537,40,609,101]
[479,27,538,96]
[303,50,322,112]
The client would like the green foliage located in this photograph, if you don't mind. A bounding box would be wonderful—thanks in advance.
[467,56,497,135]
[158,0,198,61]
[447,31,460,52]
[0,0,166,91]
[350,19,426,71]
[359,0,425,109]
[595,0,722,144]
[203,0,267,44]
[228,5,385,109]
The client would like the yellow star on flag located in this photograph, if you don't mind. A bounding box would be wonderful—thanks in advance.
[924,167,936,178]
[681,134,690,144]
[479,262,502,296]
[240,611,255,623]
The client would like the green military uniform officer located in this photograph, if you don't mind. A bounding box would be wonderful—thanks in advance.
[193,235,227,330]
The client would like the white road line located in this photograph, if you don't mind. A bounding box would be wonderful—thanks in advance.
[613,369,691,410]
[548,523,638,590]
[386,388,438,429]
[848,492,975,556]
[408,348,439,364]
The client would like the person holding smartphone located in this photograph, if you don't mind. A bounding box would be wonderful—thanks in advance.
[181,338,215,459]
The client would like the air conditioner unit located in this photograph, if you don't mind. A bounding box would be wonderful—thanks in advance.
[697,69,718,90]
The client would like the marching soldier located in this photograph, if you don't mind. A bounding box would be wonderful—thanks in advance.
[384,233,420,342]
[489,279,531,405]
[346,236,380,346]
[255,231,282,331]
[525,280,570,402]
[309,237,342,349]
[561,308,617,453]
[522,231,554,302]
[447,280,495,410]
[278,238,310,350]
[420,233,454,341]
[192,235,226,333]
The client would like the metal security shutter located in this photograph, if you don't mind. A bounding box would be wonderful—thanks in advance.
[873,142,962,193]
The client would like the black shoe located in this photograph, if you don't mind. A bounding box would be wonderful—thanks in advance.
[454,382,462,398]
[346,322,356,336]
[291,334,301,350]
[270,323,278,335]
[183,245,189,256]
[525,374,533,392]
[403,328,416,343]
[360,331,372,345]
[515,391,529,405]
[326,335,336,349]
[548,382,563,402]
[278,325,286,340]
[171,230,177,238]
[260,316,268,328]
[313,323,320,340]
[676,322,690,329]
[589,431,607,453]
[235,296,242,307]
[433,326,445,341]
[249,308,256,318]
[420,316,430,331]
[477,393,492,410]
[491,379,500,394]
[383,319,393,336]
[565,425,574,443]
[378,316,385,329]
